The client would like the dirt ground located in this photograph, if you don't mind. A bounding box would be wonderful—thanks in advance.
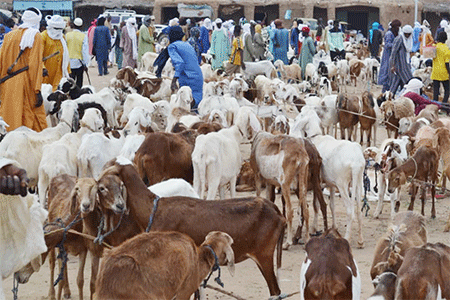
[4,64,450,300]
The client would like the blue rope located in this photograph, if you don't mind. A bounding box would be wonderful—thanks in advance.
[94,212,124,245]
[202,245,224,288]
[145,196,160,233]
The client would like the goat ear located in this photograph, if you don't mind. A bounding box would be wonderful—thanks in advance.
[121,182,128,209]
[225,243,235,277]
[69,185,79,215]
[89,183,99,212]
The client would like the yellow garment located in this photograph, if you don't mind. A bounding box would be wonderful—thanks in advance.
[229,36,244,66]
[255,24,262,34]
[431,42,450,81]
[0,29,47,132]
[419,32,434,55]
[66,30,85,60]
[41,30,70,91]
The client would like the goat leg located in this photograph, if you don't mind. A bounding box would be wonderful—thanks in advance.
[420,186,426,216]
[431,183,436,219]
[77,250,87,300]
[408,184,418,212]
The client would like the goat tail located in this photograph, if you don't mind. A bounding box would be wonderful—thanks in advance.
[193,154,207,199]
[276,222,285,279]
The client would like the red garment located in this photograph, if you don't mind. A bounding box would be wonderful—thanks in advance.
[403,92,441,115]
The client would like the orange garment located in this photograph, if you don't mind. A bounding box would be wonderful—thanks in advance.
[41,30,70,91]
[419,32,434,55]
[0,29,47,132]
[229,36,244,65]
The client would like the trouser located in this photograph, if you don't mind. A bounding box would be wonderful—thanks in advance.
[70,67,84,88]
[433,79,450,104]
[330,49,345,61]
[97,58,108,76]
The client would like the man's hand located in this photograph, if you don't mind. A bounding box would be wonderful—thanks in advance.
[0,164,29,197]
[211,54,216,60]
[171,77,178,92]
[43,68,49,77]
[35,91,43,108]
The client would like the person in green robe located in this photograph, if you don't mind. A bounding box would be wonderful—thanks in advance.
[138,15,155,64]
[299,26,316,80]
[210,18,230,70]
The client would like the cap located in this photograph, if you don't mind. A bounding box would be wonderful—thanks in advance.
[74,17,83,27]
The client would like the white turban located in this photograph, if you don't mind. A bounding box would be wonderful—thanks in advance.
[46,15,70,80]
[402,78,423,96]
[18,8,42,50]
[440,20,448,28]
[203,18,212,30]
[215,18,222,24]
[402,25,413,34]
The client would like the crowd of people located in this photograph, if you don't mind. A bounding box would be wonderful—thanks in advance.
[1,7,450,130]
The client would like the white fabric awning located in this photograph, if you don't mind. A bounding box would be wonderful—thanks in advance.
[177,3,213,18]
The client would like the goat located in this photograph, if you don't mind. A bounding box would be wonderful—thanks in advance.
[387,146,439,218]
[133,77,163,99]
[58,77,94,100]
[239,60,276,79]
[370,211,427,279]
[38,108,104,205]
[95,159,286,297]
[251,132,310,249]
[349,58,366,87]
[291,109,365,247]
[432,128,450,231]
[395,242,450,299]
[274,59,302,83]
[120,93,156,125]
[192,107,261,199]
[140,51,158,72]
[134,130,197,186]
[337,93,360,141]
[0,100,80,188]
[300,228,361,300]
[96,231,234,300]
[358,91,377,146]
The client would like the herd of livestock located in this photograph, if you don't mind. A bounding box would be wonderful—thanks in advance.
[2,39,450,299]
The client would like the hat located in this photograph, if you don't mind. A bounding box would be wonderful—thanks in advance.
[73,17,82,27]
[302,26,310,34]
[215,18,222,24]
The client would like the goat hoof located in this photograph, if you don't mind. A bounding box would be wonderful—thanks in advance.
[357,241,365,249]
[282,242,291,250]
[444,225,450,232]
[64,293,71,299]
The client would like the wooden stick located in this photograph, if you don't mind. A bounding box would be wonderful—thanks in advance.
[205,284,246,300]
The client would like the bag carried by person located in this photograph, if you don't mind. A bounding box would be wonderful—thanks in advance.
[422,45,436,59]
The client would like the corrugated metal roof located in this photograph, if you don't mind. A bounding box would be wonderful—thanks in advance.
[75,0,154,8]
[422,2,450,13]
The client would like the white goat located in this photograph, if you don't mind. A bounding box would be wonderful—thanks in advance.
[123,107,153,136]
[120,93,156,125]
[291,109,366,247]
[240,60,276,79]
[119,135,146,162]
[192,107,261,199]
[75,87,120,128]
[149,79,172,102]
[37,108,104,205]
[0,100,80,188]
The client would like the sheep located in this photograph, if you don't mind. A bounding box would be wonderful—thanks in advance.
[337,93,360,141]
[315,95,338,137]
[304,63,319,84]
[94,160,286,297]
[134,130,198,186]
[380,97,415,138]
[291,109,365,247]
[239,60,276,79]
[300,228,361,300]
[370,212,427,281]
[96,231,234,300]
[273,59,302,83]
[192,107,261,200]
[140,51,158,72]
[0,100,80,188]
[395,242,450,299]
[358,91,377,146]
[387,146,439,218]
[251,132,310,249]
[38,108,104,206]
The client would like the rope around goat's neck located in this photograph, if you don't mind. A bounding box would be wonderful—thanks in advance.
[202,245,224,288]
[410,157,418,182]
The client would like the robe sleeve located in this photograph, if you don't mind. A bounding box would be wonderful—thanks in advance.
[168,44,185,78]
[30,34,44,94]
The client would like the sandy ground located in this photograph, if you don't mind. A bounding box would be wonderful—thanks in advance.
[4,63,450,300]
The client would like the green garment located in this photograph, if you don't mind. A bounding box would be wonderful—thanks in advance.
[138,24,155,62]
[299,36,316,80]
[210,29,231,70]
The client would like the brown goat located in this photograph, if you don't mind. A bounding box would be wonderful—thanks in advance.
[395,242,450,299]
[359,91,376,146]
[134,131,197,186]
[190,121,223,135]
[337,93,360,140]
[236,160,256,192]
[433,127,450,231]
[251,132,310,249]
[300,228,360,300]
[133,78,163,99]
[370,211,427,280]
[387,146,439,218]
[95,160,286,297]
[96,231,234,300]
[116,66,138,87]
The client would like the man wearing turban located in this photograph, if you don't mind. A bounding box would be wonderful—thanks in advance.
[210,18,230,69]
[41,15,70,90]
[0,7,47,132]
[389,25,414,94]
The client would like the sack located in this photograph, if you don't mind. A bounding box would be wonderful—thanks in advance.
[422,45,436,59]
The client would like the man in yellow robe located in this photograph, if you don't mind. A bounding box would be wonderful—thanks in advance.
[41,15,70,91]
[0,7,47,132]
